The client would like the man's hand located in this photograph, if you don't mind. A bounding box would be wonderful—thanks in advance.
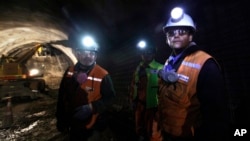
[72,104,92,121]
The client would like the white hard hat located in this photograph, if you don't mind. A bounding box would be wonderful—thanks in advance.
[78,35,99,52]
[163,7,196,33]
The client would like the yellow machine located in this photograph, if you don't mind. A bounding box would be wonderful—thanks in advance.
[0,44,47,93]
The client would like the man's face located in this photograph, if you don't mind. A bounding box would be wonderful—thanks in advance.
[165,27,193,49]
[77,50,97,66]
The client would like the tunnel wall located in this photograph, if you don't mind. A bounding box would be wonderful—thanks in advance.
[0,0,249,129]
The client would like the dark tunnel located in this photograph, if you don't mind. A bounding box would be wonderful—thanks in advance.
[0,0,250,140]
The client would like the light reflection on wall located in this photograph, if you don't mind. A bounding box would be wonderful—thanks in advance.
[0,9,76,90]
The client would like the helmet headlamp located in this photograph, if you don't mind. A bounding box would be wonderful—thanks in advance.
[79,35,99,52]
[170,7,184,22]
[137,40,147,49]
[136,39,156,54]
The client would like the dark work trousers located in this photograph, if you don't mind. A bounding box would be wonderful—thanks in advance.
[135,102,157,141]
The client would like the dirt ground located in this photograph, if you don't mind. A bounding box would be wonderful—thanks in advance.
[0,90,136,141]
[0,91,66,141]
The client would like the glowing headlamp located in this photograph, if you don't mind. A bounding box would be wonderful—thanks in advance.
[170,7,184,22]
[136,39,155,54]
[82,36,95,47]
[80,35,99,52]
[137,40,147,49]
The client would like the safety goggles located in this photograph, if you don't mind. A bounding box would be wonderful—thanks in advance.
[78,50,96,57]
[166,29,190,37]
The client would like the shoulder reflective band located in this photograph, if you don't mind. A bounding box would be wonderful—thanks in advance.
[182,61,201,69]
[67,72,73,76]
[87,76,102,82]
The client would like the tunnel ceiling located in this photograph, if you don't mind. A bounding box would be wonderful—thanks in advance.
[0,0,206,64]
[0,3,71,59]
[0,0,176,56]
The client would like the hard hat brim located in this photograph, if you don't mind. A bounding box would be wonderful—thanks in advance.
[163,26,195,33]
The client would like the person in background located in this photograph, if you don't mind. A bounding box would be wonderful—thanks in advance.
[130,38,163,141]
[153,7,230,141]
[55,35,116,141]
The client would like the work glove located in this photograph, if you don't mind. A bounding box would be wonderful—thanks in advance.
[72,104,92,121]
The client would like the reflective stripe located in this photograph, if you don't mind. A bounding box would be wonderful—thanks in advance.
[87,76,102,82]
[182,61,201,69]
[67,71,73,76]
[178,74,189,82]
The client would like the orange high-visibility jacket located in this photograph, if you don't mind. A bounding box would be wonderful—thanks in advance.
[158,50,212,137]
[66,64,108,128]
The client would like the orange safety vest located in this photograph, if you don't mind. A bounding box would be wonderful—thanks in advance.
[66,64,108,129]
[158,50,212,137]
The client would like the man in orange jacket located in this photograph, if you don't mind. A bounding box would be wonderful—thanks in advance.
[56,35,116,141]
[154,7,230,141]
